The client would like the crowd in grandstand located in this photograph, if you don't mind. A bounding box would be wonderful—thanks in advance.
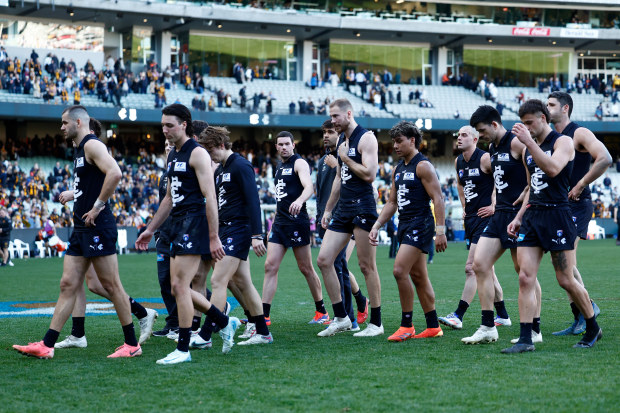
[1,138,618,240]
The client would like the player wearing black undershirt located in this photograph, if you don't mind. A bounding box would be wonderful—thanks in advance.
[195,126,273,346]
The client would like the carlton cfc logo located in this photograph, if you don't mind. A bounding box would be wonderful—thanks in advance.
[93,236,100,243]
[183,234,189,242]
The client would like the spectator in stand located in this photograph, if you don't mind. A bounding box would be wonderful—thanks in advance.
[298,97,306,114]
[191,95,201,110]
[496,101,504,116]
[194,73,204,93]
[262,190,276,205]
[309,72,319,89]
[217,88,225,108]
[595,103,603,120]
[239,86,247,109]
[356,70,368,99]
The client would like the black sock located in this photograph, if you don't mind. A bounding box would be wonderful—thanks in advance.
[370,306,382,327]
[177,327,191,352]
[425,310,439,328]
[353,290,367,313]
[519,322,533,345]
[315,299,327,314]
[263,303,271,318]
[570,302,580,321]
[494,301,509,320]
[206,288,212,301]
[43,329,60,348]
[122,323,138,347]
[332,301,347,319]
[191,316,202,331]
[533,317,541,334]
[198,321,213,341]
[401,311,413,328]
[129,297,148,319]
[71,316,85,338]
[481,310,495,328]
[255,314,269,336]
[206,305,229,329]
[244,308,252,319]
[583,316,600,339]
[454,300,469,320]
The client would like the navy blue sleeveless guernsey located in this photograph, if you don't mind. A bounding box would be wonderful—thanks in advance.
[525,130,573,208]
[72,134,115,230]
[167,138,206,216]
[393,153,432,219]
[561,121,592,200]
[489,131,528,211]
[456,148,494,217]
[274,153,309,225]
[215,152,262,235]
[338,125,374,204]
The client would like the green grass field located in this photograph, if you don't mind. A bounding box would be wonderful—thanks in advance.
[1,240,619,412]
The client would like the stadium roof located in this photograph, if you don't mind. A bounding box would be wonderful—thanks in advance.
[2,0,619,51]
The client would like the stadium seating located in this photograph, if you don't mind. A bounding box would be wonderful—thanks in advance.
[1,82,618,123]
[383,85,520,121]
[202,77,389,117]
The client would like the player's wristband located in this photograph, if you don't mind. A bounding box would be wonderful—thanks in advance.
[251,235,264,240]
[94,199,106,210]
[436,225,446,236]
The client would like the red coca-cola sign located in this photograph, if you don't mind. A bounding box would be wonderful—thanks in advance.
[512,27,550,36]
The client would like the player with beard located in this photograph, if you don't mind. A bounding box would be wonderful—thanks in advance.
[316,99,382,337]
[54,118,158,350]
[316,119,370,330]
[261,131,326,325]
[14,106,141,359]
[547,92,610,335]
